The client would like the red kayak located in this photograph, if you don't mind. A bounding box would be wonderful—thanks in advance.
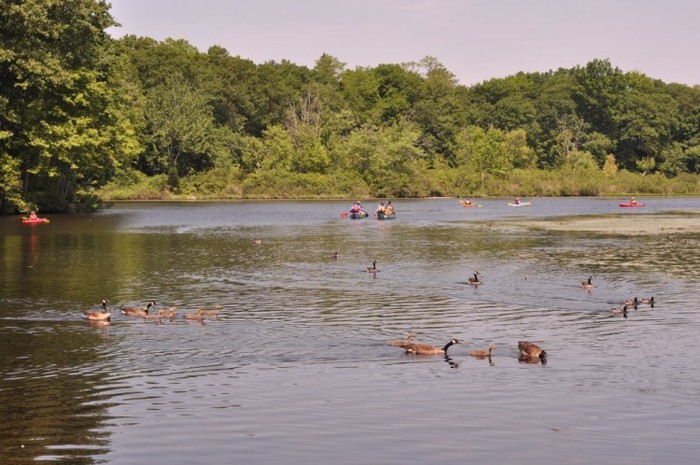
[22,217,50,224]
[619,203,645,208]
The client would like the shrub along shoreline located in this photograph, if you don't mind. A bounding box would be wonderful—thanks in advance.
[96,168,700,201]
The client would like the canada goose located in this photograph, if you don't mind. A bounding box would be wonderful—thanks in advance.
[468,271,481,285]
[469,343,496,359]
[518,341,547,363]
[84,299,111,321]
[121,301,156,317]
[624,297,639,309]
[158,306,178,319]
[196,304,221,318]
[581,276,592,289]
[641,296,655,308]
[367,261,379,273]
[404,338,461,355]
[610,305,628,317]
[386,331,415,348]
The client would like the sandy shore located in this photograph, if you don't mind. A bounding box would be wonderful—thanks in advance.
[499,211,700,235]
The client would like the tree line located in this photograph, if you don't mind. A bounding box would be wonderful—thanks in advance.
[1,0,699,213]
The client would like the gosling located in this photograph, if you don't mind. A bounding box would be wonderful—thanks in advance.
[469,343,496,359]
[158,306,178,319]
[385,331,415,348]
[196,304,222,318]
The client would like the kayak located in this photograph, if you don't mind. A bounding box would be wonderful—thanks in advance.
[459,200,481,208]
[508,202,531,207]
[349,211,368,219]
[22,217,50,224]
[619,203,645,207]
[376,212,396,220]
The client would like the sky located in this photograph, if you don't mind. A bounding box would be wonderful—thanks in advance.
[107,0,700,87]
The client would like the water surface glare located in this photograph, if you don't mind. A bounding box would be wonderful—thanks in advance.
[1,198,699,464]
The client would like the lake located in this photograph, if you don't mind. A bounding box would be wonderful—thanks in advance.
[1,197,699,464]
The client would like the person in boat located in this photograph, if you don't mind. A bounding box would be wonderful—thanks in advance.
[349,201,366,216]
[385,200,394,215]
[630,196,637,205]
[376,202,386,215]
[514,197,521,205]
[29,211,38,221]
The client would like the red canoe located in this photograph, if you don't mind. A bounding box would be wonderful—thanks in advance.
[619,203,645,208]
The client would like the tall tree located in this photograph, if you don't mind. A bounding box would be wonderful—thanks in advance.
[0,0,138,212]
[143,73,222,189]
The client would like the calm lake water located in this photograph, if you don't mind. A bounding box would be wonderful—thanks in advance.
[1,197,699,465]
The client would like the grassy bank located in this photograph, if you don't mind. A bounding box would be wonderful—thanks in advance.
[96,167,700,201]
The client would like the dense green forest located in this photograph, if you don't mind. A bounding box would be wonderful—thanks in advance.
[1,1,699,213]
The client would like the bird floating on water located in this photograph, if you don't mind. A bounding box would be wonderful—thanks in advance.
[518,341,547,364]
[469,343,495,359]
[84,299,111,322]
[403,338,461,355]
[386,331,415,348]
[610,305,628,317]
[468,271,481,285]
[196,304,222,318]
[121,301,156,317]
[581,276,593,290]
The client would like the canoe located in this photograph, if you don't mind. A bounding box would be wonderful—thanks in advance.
[376,212,396,220]
[349,211,368,219]
[22,217,50,224]
[619,203,645,208]
[508,202,531,207]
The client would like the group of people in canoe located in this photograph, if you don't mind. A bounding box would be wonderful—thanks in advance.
[345,200,395,219]
[375,200,394,216]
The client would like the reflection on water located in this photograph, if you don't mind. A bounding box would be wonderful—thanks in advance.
[1,198,699,464]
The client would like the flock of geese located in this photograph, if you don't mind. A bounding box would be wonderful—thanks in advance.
[581,277,656,317]
[82,248,656,366]
[382,274,656,365]
[83,300,222,324]
[386,331,545,364]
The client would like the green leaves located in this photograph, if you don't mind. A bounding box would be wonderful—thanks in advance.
[0,0,135,212]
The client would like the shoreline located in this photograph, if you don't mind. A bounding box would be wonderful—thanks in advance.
[497,211,700,235]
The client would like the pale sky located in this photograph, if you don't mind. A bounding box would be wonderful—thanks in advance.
[107,0,700,87]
